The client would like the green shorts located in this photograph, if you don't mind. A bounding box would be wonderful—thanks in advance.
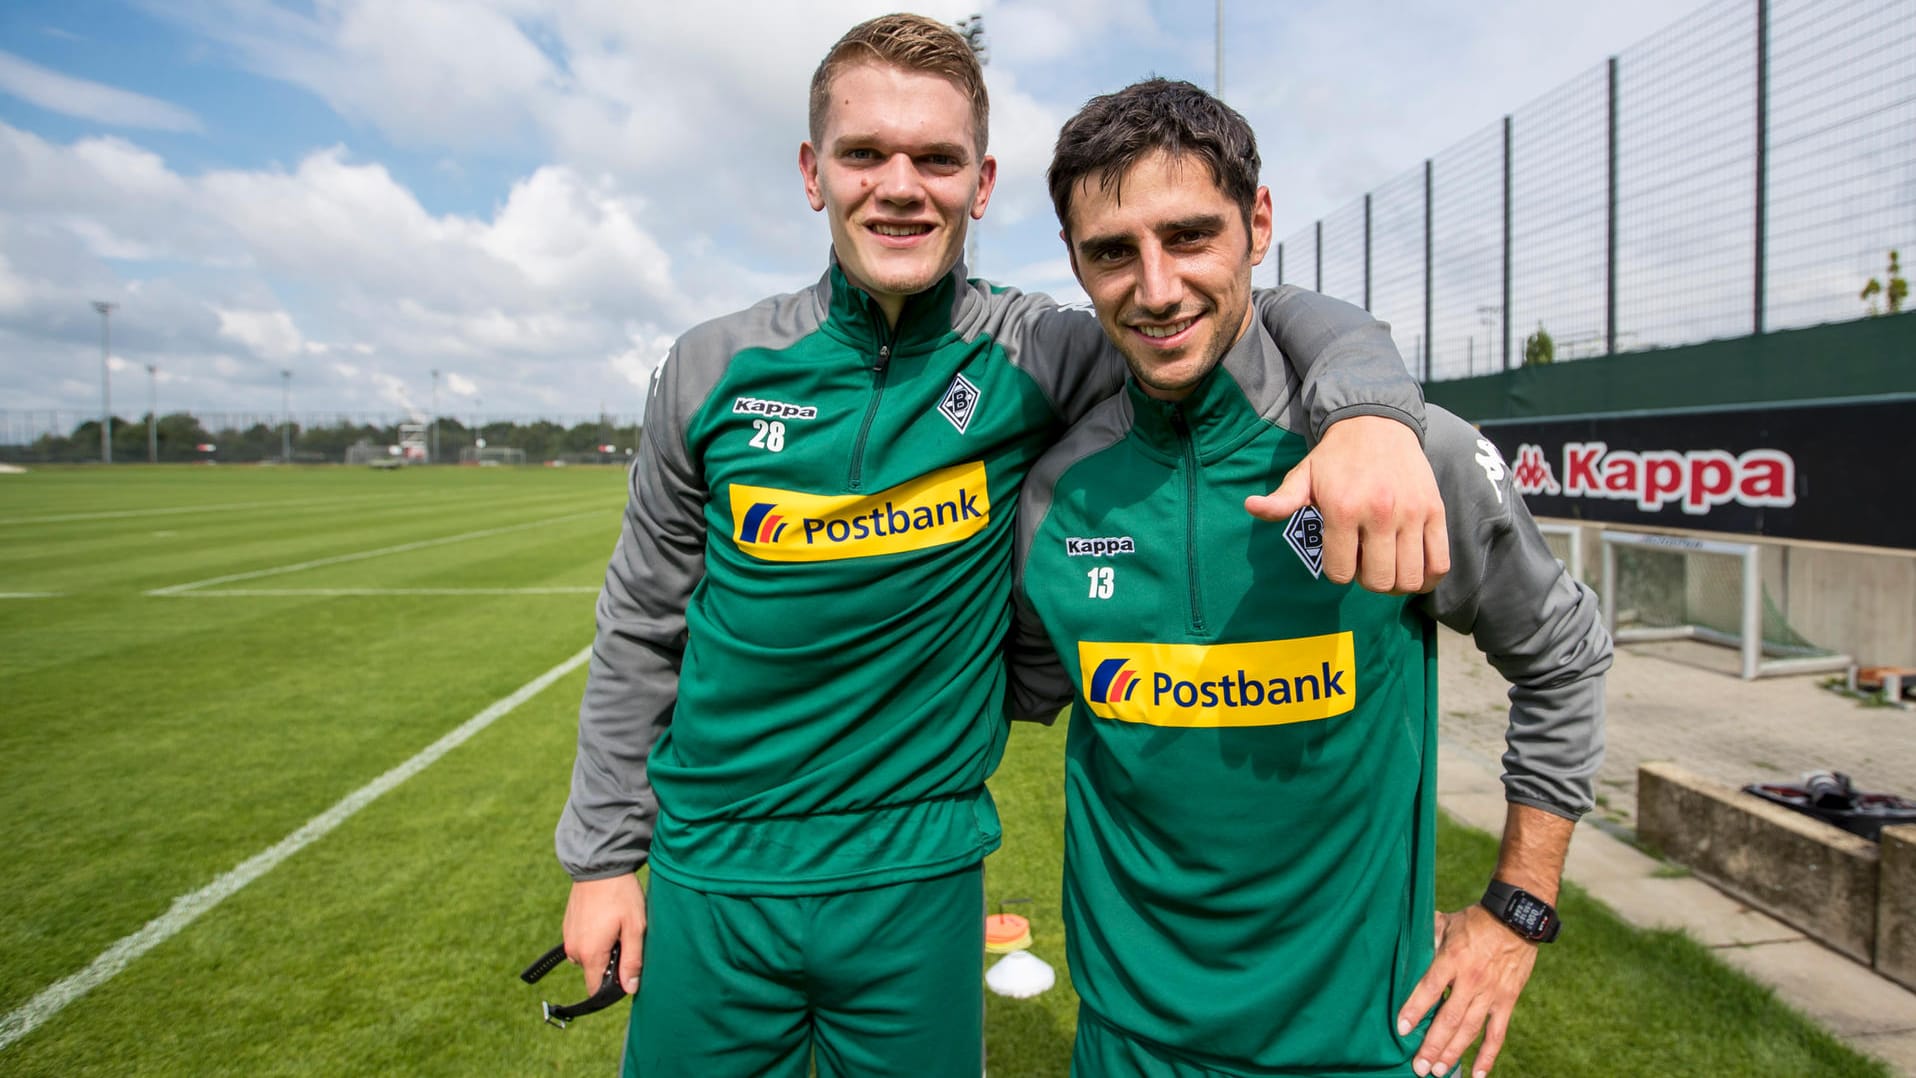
[622,865,986,1078]
[1072,1005,1421,1077]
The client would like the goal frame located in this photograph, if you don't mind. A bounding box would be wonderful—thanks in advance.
[1599,530,1851,681]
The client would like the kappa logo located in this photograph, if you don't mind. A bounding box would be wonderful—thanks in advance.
[938,374,981,433]
[1077,634,1357,728]
[1510,444,1561,495]
[1065,536,1136,557]
[733,397,818,420]
[1475,438,1507,505]
[1283,506,1325,578]
[1087,658,1143,705]
[1512,441,1795,515]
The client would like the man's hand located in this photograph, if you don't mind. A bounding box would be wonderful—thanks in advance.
[1396,906,1539,1078]
[1245,414,1448,594]
[563,874,646,995]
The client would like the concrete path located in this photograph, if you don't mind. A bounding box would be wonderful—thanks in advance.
[1436,629,1916,1074]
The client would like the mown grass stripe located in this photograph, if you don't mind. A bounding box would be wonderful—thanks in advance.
[144,509,610,595]
[163,587,600,597]
[0,644,592,1053]
[0,498,377,526]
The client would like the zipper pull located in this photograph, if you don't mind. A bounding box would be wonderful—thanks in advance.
[872,344,891,373]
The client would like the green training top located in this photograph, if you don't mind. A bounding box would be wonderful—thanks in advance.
[1010,323,1610,1074]
[557,258,1430,895]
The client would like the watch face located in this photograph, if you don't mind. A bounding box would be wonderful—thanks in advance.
[1506,893,1553,938]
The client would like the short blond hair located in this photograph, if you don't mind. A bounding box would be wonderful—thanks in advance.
[808,13,990,156]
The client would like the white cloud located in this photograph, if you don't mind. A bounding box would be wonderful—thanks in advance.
[0,50,203,132]
[11,0,1850,422]
[445,372,478,396]
[216,308,304,361]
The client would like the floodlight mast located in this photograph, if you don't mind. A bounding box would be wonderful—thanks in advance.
[430,368,440,464]
[956,13,988,276]
[281,369,292,462]
[93,300,116,464]
[1216,0,1224,99]
[146,364,158,463]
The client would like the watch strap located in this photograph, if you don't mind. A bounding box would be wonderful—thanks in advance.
[1481,879,1561,943]
[520,941,631,1028]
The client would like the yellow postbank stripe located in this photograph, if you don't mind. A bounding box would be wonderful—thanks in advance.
[730,461,990,562]
[1078,632,1356,728]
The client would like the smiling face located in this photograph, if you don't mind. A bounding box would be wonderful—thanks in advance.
[799,62,997,326]
[1065,150,1272,401]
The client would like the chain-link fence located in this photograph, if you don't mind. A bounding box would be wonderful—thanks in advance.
[1274,0,1916,382]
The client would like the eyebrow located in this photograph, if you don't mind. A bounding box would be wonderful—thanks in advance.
[1074,214,1229,258]
[831,135,970,162]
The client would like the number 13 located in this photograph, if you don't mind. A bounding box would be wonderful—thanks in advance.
[1086,566,1114,599]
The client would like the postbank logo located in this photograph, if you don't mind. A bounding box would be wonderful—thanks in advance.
[1076,632,1356,728]
[729,461,990,562]
[1087,658,1143,705]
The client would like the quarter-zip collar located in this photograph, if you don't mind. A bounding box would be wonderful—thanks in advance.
[815,252,968,360]
[1124,324,1280,465]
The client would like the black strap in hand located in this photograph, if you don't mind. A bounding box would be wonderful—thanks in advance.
[520,941,630,1028]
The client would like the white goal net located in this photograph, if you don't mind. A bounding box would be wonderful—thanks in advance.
[1598,531,1850,680]
[459,446,528,466]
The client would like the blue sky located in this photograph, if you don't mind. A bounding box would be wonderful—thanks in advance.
[0,0,1699,421]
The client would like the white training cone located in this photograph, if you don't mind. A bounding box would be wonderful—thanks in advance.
[985,949,1056,999]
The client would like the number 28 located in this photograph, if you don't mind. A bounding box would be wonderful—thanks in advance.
[749,420,786,452]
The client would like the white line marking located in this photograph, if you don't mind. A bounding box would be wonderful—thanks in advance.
[163,587,599,597]
[0,498,367,526]
[145,510,610,596]
[0,644,593,1053]
[0,592,61,599]
[0,491,602,527]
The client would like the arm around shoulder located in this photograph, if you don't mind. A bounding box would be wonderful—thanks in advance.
[1252,286,1425,444]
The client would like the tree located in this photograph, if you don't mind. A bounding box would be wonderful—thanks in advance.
[1861,249,1908,316]
[1523,323,1555,366]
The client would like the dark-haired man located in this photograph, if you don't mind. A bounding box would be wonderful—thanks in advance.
[557,15,1453,1077]
[1010,78,1610,1078]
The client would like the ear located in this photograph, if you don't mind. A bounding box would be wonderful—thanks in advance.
[799,142,826,212]
[1249,185,1274,266]
[1061,228,1083,285]
[970,154,998,220]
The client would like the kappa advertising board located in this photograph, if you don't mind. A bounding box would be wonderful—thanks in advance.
[1477,398,1915,551]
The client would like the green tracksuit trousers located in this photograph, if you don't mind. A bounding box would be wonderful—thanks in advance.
[623,865,986,1077]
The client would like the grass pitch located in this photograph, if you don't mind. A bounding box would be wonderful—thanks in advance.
[0,464,1887,1076]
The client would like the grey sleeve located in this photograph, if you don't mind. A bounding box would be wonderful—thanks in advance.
[1252,286,1427,444]
[554,343,708,880]
[995,286,1426,440]
[1418,409,1612,819]
[1001,395,1134,725]
[1005,589,1073,725]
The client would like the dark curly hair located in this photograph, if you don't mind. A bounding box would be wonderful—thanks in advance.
[1048,78,1259,236]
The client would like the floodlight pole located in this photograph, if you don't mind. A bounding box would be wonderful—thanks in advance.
[430,368,440,464]
[957,13,988,276]
[1476,305,1500,374]
[146,363,158,463]
[281,369,292,463]
[93,300,116,463]
[1216,0,1224,99]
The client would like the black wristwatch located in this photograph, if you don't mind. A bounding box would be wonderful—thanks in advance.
[1480,880,1560,943]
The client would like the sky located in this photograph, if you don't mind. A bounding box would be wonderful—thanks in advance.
[0,0,1705,425]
